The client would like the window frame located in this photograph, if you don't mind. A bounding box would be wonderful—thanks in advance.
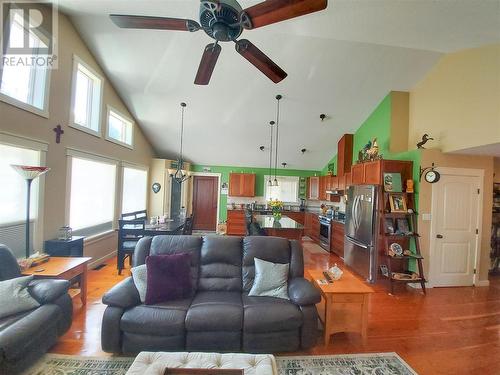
[263,175,300,204]
[105,105,135,149]
[65,148,119,238]
[68,55,103,138]
[120,162,149,215]
[0,132,48,251]
[0,10,51,118]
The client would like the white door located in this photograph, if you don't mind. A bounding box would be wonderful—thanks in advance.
[431,173,481,286]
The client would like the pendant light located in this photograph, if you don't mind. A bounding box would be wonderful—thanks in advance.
[272,94,282,187]
[170,102,191,184]
[268,121,274,186]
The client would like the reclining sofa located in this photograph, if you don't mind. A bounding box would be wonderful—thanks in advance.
[0,245,73,374]
[101,235,320,354]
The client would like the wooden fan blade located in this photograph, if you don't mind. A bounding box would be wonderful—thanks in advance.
[235,39,287,83]
[110,15,200,32]
[195,43,222,85]
[242,0,327,29]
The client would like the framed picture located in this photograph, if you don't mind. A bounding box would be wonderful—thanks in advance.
[383,173,402,192]
[385,218,395,234]
[389,193,407,213]
[396,218,411,235]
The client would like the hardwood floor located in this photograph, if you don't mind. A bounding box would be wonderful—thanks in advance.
[51,238,500,375]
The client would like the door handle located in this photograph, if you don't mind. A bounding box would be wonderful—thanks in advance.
[436,234,443,239]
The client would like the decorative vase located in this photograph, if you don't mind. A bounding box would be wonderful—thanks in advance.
[273,211,282,221]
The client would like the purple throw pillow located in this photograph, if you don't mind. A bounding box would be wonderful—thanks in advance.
[145,253,192,305]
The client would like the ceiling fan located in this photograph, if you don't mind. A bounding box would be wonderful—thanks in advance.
[110,0,328,85]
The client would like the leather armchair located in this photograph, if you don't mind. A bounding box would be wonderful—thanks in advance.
[101,235,320,354]
[0,245,73,374]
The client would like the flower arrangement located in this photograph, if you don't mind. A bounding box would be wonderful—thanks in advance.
[269,200,284,220]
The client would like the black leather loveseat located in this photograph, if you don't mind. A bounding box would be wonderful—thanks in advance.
[101,235,320,354]
[0,245,73,374]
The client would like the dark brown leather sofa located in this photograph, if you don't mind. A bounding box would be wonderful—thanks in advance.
[101,235,320,354]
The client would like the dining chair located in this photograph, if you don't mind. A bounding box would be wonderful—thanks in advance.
[182,214,194,235]
[117,219,145,274]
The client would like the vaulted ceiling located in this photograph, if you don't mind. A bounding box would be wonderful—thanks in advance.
[57,0,500,170]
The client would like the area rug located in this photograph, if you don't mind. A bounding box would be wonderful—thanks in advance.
[276,353,418,375]
[23,354,135,375]
[24,352,417,375]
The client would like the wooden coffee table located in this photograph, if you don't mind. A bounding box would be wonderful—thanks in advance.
[307,269,374,345]
[22,257,91,305]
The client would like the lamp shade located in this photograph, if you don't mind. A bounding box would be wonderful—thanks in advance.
[11,165,50,180]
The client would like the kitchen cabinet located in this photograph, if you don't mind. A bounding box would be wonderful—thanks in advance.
[349,160,413,186]
[285,211,305,225]
[307,177,319,200]
[337,134,354,176]
[330,222,345,258]
[226,210,246,235]
[319,176,327,201]
[304,212,320,243]
[337,174,345,191]
[229,173,255,197]
[351,163,365,185]
[345,172,352,188]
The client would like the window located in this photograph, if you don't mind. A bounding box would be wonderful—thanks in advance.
[70,56,103,135]
[0,143,40,224]
[122,166,147,214]
[69,156,116,236]
[0,10,50,115]
[107,107,134,148]
[264,176,299,203]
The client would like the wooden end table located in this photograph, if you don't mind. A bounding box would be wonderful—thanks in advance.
[307,269,374,345]
[22,257,91,305]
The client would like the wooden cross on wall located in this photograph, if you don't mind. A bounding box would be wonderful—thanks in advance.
[53,125,64,144]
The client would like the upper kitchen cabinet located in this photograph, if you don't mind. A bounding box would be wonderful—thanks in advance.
[337,134,354,177]
[350,160,413,186]
[229,173,256,197]
[307,176,319,200]
[319,176,327,201]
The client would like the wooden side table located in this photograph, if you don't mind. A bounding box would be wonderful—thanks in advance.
[307,269,374,345]
[22,257,91,305]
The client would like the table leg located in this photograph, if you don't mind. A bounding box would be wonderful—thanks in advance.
[324,295,332,345]
[80,265,88,305]
[361,294,369,343]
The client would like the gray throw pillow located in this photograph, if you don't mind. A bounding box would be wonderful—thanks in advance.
[131,264,147,303]
[248,258,289,300]
[0,275,40,319]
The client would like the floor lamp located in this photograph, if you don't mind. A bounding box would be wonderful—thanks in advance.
[11,165,50,259]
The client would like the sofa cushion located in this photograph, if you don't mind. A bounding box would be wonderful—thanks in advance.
[0,276,40,319]
[149,236,202,293]
[145,254,192,305]
[121,298,192,336]
[242,237,291,292]
[242,294,302,333]
[185,291,243,332]
[131,264,147,303]
[199,236,242,292]
[248,258,289,300]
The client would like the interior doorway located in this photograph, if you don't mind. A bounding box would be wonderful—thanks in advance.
[192,175,219,231]
[430,168,483,287]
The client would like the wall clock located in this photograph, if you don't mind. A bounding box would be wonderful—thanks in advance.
[152,182,161,194]
[424,170,440,184]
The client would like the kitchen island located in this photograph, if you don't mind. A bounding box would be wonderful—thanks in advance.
[253,214,304,240]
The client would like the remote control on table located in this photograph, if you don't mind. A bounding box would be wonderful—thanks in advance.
[323,271,333,283]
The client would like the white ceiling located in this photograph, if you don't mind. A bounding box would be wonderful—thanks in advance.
[56,0,500,170]
[454,143,500,158]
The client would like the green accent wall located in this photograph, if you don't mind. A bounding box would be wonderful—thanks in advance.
[190,165,321,222]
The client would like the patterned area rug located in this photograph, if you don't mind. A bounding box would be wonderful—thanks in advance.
[276,353,418,375]
[24,352,417,375]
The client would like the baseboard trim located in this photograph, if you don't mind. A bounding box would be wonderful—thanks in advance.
[88,250,116,270]
[475,279,490,287]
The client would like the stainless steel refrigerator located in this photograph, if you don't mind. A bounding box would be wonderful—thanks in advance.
[344,185,378,283]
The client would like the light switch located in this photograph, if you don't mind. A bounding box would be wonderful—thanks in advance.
[422,213,432,221]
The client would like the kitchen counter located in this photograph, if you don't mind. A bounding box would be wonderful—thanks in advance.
[253,215,304,229]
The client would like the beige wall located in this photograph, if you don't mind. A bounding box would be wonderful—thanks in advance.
[409,44,500,153]
[0,12,154,264]
[417,149,493,284]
